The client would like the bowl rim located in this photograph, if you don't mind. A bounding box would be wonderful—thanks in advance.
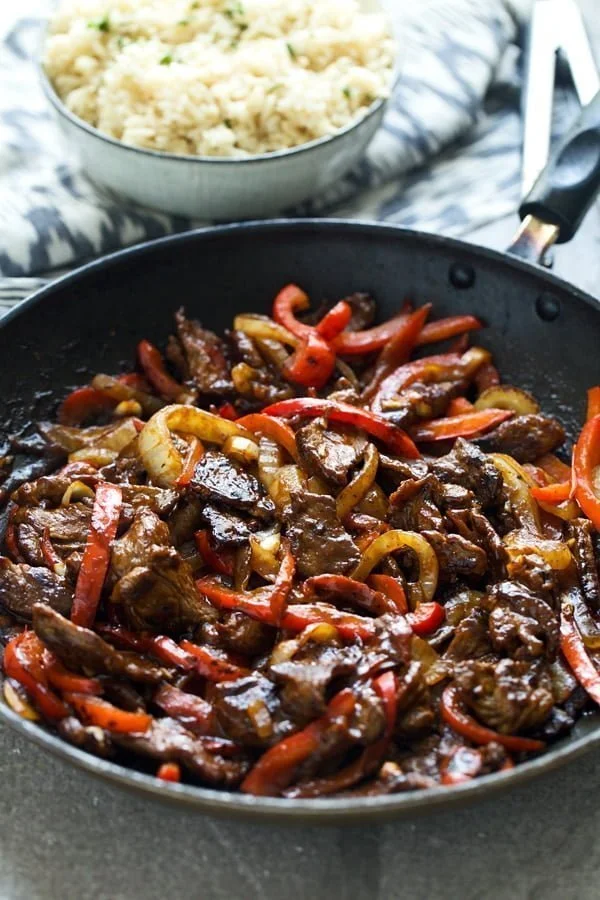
[39,47,395,166]
[2,217,600,822]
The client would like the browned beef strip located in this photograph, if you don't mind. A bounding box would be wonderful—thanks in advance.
[168,496,205,546]
[343,293,377,331]
[13,504,92,564]
[32,604,168,683]
[381,380,465,428]
[422,531,487,582]
[567,518,600,611]
[488,580,559,660]
[508,553,557,607]
[213,674,292,747]
[270,643,363,725]
[453,658,554,734]
[119,485,179,517]
[283,491,360,577]
[58,716,114,758]
[296,420,366,486]
[112,717,248,786]
[448,509,508,580]
[169,308,233,395]
[190,449,274,519]
[378,455,429,484]
[474,414,565,462]
[229,329,266,368]
[111,509,217,629]
[444,608,492,660]
[199,503,260,547]
[11,466,98,506]
[215,611,274,657]
[0,558,72,620]
[389,476,444,532]
[431,438,502,507]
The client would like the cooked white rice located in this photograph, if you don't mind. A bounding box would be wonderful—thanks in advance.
[44,0,395,157]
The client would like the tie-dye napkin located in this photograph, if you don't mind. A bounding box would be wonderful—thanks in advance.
[0,0,531,308]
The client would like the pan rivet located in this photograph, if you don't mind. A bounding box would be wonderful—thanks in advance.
[449,263,475,290]
[535,293,561,322]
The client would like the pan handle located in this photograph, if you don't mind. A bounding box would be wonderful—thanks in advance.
[508,90,600,262]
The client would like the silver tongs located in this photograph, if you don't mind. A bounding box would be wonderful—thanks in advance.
[522,0,600,197]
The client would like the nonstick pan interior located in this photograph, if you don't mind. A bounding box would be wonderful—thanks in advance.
[1,219,599,822]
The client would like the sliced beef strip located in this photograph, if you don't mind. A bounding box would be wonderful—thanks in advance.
[389,476,444,532]
[189,449,275,519]
[113,717,248,786]
[473,414,565,463]
[342,293,377,332]
[270,643,363,725]
[567,518,600,611]
[431,438,503,508]
[111,509,217,629]
[444,608,492,660]
[199,503,261,547]
[13,504,92,564]
[453,658,554,734]
[448,509,507,581]
[296,420,366,486]
[58,716,114,759]
[120,485,179,517]
[507,553,557,607]
[488,580,559,660]
[11,466,98,506]
[168,308,232,396]
[0,558,72,620]
[213,674,292,747]
[168,496,205,546]
[32,604,168,684]
[283,491,360,578]
[422,531,487,582]
[378,455,429,485]
[381,380,465,428]
[214,611,274,657]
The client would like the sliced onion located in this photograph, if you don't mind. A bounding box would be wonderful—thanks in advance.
[3,679,39,721]
[223,435,259,465]
[138,404,252,487]
[249,532,281,581]
[504,532,573,571]
[257,437,284,496]
[69,447,118,466]
[350,529,439,602]
[475,385,540,415]
[254,338,291,371]
[114,399,143,418]
[91,373,163,415]
[61,480,96,505]
[490,452,541,534]
[270,464,307,509]
[336,443,379,520]
[537,497,580,522]
[233,314,299,348]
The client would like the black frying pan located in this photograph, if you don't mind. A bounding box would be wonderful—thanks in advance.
[1,95,600,823]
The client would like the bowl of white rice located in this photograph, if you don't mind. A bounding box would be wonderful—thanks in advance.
[41,0,396,219]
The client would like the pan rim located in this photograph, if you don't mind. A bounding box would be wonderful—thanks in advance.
[2,217,600,822]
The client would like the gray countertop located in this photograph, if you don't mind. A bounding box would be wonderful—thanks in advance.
[2,3,600,897]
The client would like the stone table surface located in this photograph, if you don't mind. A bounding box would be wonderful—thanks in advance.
[2,2,600,898]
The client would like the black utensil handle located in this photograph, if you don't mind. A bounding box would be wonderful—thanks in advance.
[519,90,600,244]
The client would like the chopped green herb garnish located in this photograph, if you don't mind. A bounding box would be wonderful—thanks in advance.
[88,14,110,32]
[190,1,200,7]
[365,93,376,104]
[239,22,248,31]
[286,42,297,59]
[178,18,190,25]
[224,1,244,18]
[160,54,173,65]
[267,82,282,94]
[224,118,233,128]
[230,39,239,49]
[342,86,351,99]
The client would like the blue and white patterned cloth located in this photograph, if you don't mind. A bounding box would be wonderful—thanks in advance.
[0,0,533,310]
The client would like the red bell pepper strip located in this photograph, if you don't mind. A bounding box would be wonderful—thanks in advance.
[137,339,186,401]
[58,386,116,426]
[560,599,600,705]
[368,574,409,614]
[175,437,204,487]
[416,315,482,346]
[5,508,23,561]
[241,688,356,796]
[197,578,376,641]
[440,685,545,752]
[153,683,214,735]
[408,601,445,636]
[64,693,152,733]
[272,284,314,340]
[573,414,600,529]
[447,397,475,416]
[43,651,102,696]
[117,371,152,392]
[530,481,571,504]
[261,398,420,459]
[373,670,397,736]
[194,530,235,577]
[40,528,63,571]
[371,352,463,413]
[269,541,296,624]
[283,331,336,390]
[315,301,352,341]
[3,632,69,720]
[362,306,431,400]
[303,574,394,616]
[331,312,412,355]
[587,386,600,421]
[236,413,298,461]
[440,746,483,786]
[96,625,197,671]
[216,402,239,420]
[71,482,123,629]
[157,762,181,783]
[180,640,250,682]
[411,408,512,442]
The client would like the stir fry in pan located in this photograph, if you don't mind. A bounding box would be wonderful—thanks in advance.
[1,284,599,798]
